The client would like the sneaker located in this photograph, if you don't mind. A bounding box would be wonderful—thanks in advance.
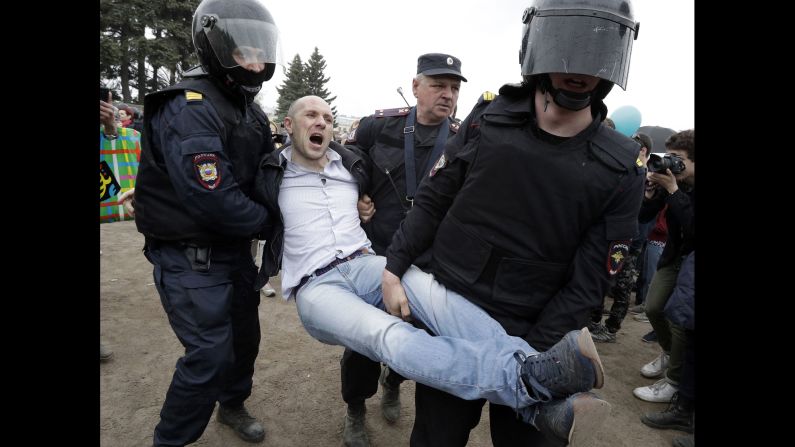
[641,330,658,343]
[529,392,611,447]
[516,328,605,401]
[633,378,678,403]
[342,404,370,447]
[217,404,265,443]
[100,343,114,362]
[633,312,649,322]
[590,324,617,343]
[629,304,645,315]
[640,351,669,378]
[379,367,400,424]
[640,392,694,432]
[260,283,276,298]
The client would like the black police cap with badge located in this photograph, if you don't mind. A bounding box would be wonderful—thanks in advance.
[416,53,468,82]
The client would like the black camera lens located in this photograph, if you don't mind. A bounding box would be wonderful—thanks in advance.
[647,153,685,174]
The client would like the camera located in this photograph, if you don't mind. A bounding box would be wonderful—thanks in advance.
[647,153,686,174]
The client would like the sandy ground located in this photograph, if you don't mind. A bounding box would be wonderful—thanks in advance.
[101,220,683,446]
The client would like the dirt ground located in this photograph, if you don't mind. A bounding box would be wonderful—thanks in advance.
[100,220,682,447]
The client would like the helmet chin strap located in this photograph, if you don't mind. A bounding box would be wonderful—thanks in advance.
[538,74,593,111]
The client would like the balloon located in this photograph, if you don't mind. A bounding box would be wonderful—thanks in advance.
[610,105,642,137]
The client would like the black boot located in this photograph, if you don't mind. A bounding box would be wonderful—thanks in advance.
[217,403,266,442]
[641,392,694,433]
[379,367,400,424]
[342,403,370,447]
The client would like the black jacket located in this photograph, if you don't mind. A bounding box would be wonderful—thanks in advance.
[135,69,273,243]
[639,183,695,269]
[252,141,371,290]
[385,85,645,350]
[352,108,458,266]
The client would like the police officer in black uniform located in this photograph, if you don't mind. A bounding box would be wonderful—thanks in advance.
[340,53,466,447]
[133,0,282,445]
[381,1,645,446]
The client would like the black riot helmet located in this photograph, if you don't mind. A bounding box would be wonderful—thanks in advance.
[519,0,640,110]
[192,0,283,95]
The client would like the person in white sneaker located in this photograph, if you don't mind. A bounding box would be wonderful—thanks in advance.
[632,130,694,404]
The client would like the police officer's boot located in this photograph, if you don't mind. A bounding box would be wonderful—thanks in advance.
[640,392,695,433]
[514,328,605,401]
[379,366,400,424]
[527,392,611,447]
[342,402,370,447]
[217,403,266,443]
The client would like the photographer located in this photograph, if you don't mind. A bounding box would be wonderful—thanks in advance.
[632,129,695,405]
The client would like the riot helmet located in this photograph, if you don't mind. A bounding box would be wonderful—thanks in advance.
[519,0,639,110]
[192,0,283,95]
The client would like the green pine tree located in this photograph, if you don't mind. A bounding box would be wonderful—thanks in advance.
[275,54,308,123]
[303,47,337,121]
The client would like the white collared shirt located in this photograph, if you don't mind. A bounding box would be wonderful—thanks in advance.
[278,147,371,299]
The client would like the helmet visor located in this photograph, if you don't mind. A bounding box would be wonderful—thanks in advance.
[521,14,636,89]
[204,17,283,69]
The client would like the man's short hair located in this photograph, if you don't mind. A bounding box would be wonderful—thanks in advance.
[665,129,694,162]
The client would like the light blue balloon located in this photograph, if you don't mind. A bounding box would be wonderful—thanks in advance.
[610,105,642,137]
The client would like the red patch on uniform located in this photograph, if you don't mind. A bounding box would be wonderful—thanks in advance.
[606,241,630,275]
[193,153,221,190]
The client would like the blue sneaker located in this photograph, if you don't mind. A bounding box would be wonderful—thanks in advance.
[528,392,611,447]
[516,328,605,401]
[642,330,658,343]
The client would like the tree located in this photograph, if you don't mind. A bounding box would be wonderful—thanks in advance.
[100,0,199,103]
[274,54,307,123]
[274,48,338,124]
[303,47,338,121]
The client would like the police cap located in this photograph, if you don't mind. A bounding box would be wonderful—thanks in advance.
[417,53,467,82]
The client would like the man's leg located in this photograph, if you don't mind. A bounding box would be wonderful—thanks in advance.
[410,383,484,447]
[147,243,237,447]
[296,255,599,408]
[217,253,265,442]
[339,348,380,447]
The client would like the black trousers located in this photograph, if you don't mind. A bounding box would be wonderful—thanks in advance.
[340,347,404,405]
[146,241,261,447]
[410,383,562,447]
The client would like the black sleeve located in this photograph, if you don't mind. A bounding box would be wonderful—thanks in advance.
[158,96,268,237]
[665,189,694,242]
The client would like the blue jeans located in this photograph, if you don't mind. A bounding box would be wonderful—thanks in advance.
[637,242,664,304]
[295,254,541,409]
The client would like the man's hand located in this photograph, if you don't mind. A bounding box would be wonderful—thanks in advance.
[119,188,135,216]
[358,194,375,223]
[647,169,679,195]
[382,269,411,321]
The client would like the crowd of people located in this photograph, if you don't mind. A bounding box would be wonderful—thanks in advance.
[100,0,695,446]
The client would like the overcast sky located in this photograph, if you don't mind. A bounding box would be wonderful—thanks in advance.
[256,0,694,131]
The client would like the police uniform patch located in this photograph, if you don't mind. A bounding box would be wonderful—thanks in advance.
[429,154,447,177]
[606,241,630,275]
[193,153,221,190]
[185,90,203,102]
[636,157,644,167]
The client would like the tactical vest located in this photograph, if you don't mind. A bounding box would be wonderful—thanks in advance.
[429,93,639,320]
[135,75,272,242]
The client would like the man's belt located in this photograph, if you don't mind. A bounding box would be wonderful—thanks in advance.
[296,248,370,293]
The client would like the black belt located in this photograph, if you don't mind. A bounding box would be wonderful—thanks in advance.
[295,248,369,293]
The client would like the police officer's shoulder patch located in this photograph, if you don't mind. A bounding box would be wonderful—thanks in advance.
[374,107,411,118]
[344,128,357,144]
[185,90,203,102]
[449,119,461,133]
[481,91,496,102]
[193,153,221,190]
[429,154,447,177]
[606,241,630,275]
